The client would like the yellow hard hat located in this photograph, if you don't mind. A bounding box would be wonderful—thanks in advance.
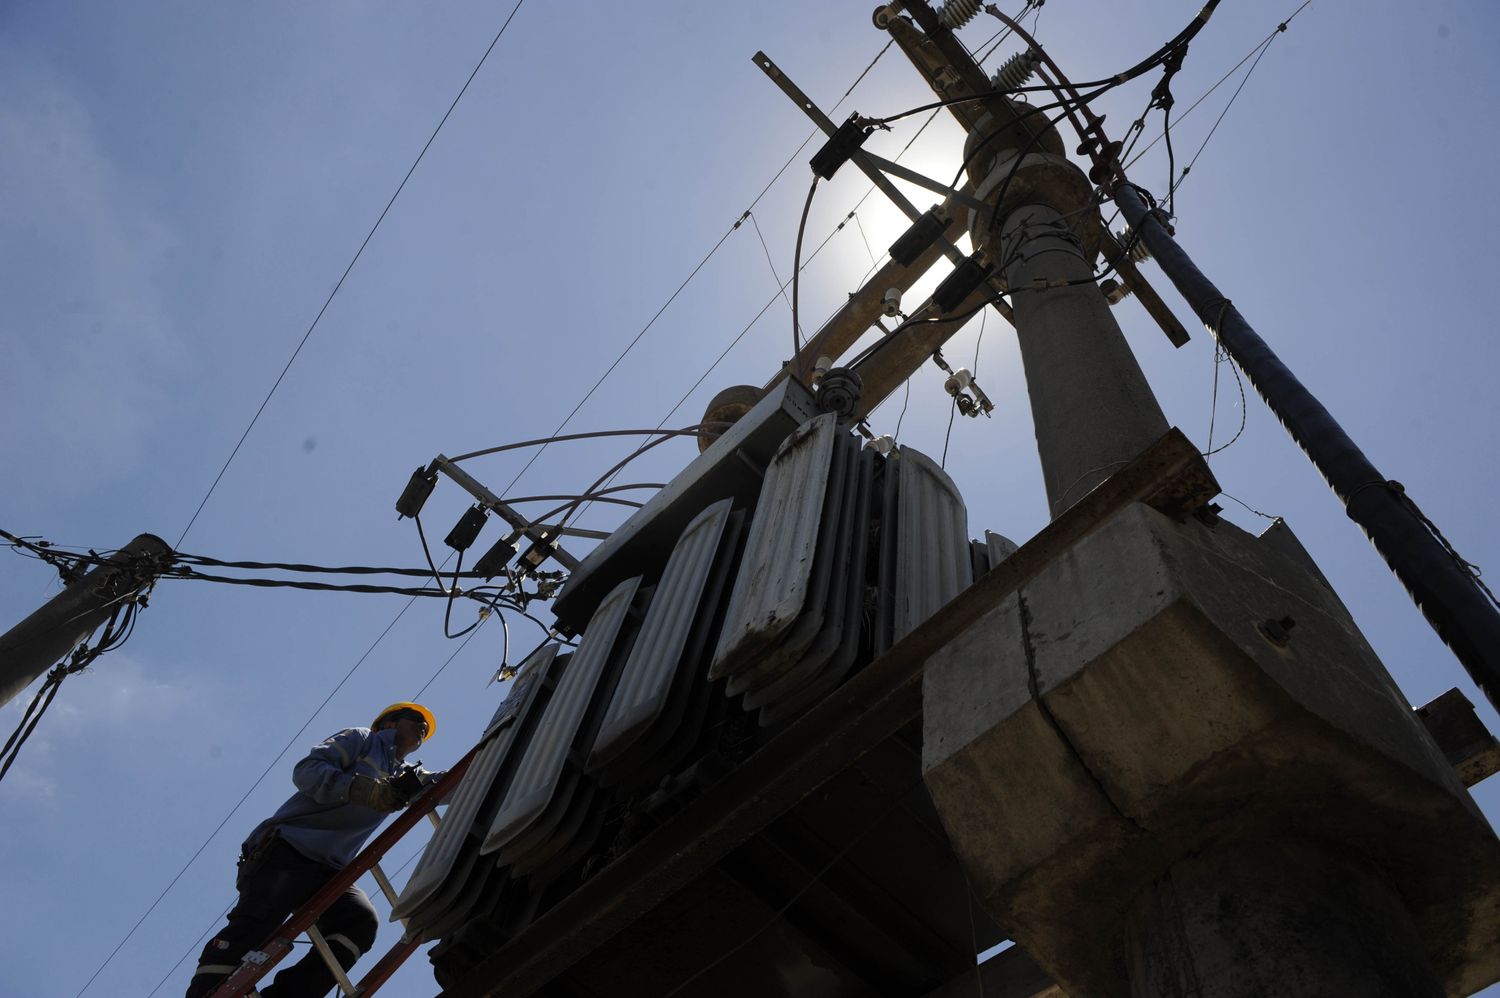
[372,701,436,739]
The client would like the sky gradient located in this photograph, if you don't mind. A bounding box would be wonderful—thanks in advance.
[3,1,1498,995]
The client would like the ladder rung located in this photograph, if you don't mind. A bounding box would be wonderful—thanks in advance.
[369,862,401,909]
[306,925,358,997]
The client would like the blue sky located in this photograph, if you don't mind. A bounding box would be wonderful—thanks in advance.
[3,1,1498,995]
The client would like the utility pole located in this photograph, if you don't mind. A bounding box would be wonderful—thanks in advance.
[853,5,1500,997]
[0,533,172,708]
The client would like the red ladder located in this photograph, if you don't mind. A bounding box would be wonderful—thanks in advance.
[209,745,477,997]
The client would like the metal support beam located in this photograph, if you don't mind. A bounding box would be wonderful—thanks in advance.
[754,51,1015,401]
[431,457,583,568]
[1115,181,1500,715]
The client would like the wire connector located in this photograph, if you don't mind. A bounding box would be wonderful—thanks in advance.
[443,505,488,552]
[932,253,995,313]
[810,113,874,181]
[888,206,950,266]
[395,467,438,520]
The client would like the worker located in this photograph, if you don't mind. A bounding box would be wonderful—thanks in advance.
[185,702,442,998]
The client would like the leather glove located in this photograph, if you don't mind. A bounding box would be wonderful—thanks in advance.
[349,774,404,812]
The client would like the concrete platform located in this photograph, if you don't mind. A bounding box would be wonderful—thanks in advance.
[924,502,1500,997]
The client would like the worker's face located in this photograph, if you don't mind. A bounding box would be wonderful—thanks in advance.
[387,714,428,756]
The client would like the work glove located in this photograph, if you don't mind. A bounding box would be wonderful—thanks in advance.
[349,774,405,812]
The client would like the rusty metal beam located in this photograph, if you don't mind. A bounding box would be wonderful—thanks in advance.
[444,427,1216,997]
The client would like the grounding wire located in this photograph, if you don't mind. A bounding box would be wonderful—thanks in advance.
[172,0,529,551]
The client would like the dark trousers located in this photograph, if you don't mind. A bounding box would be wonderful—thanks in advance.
[185,836,379,998]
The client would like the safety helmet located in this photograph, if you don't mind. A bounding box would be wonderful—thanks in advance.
[372,701,436,739]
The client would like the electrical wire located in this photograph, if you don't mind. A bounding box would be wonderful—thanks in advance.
[790,176,820,358]
[171,0,530,551]
[82,30,908,998]
[449,426,721,464]
[748,211,794,317]
[1203,343,1248,459]
[940,398,960,469]
[495,39,895,501]
[1167,12,1296,204]
[1122,2,1310,176]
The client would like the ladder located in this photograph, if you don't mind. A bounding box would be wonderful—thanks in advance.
[208,745,478,997]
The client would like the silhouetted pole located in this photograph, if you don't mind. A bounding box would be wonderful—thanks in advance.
[0,533,173,708]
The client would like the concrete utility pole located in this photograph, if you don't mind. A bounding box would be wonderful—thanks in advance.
[974,126,1168,518]
[862,6,1500,997]
[0,533,172,708]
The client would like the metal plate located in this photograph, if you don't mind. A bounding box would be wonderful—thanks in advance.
[481,576,641,856]
[710,413,838,681]
[726,426,853,697]
[757,446,877,727]
[893,445,972,641]
[744,438,865,713]
[874,450,899,655]
[986,529,1019,567]
[391,644,560,922]
[588,499,735,772]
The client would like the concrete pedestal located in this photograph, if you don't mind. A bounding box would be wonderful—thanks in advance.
[922,503,1500,997]
[1126,838,1442,998]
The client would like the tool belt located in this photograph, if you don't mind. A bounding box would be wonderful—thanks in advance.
[235,827,280,890]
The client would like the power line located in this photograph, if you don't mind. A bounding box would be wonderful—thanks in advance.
[496,38,896,500]
[172,0,529,550]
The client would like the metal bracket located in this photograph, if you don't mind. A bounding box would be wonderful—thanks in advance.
[431,457,585,569]
[753,52,980,260]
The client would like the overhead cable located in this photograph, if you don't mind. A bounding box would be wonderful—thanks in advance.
[171,0,530,551]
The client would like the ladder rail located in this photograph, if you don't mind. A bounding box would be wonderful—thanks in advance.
[208,745,478,998]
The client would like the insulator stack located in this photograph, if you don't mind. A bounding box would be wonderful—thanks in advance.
[1117,226,1152,263]
[991,49,1040,92]
[936,0,981,30]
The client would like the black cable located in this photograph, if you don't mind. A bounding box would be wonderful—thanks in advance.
[940,398,959,470]
[790,176,819,358]
[161,569,456,597]
[0,669,64,784]
[449,425,719,464]
[171,0,530,551]
[1122,1,1310,177]
[893,380,912,442]
[1169,13,1293,203]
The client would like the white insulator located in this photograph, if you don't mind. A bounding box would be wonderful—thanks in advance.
[1116,226,1152,263]
[937,0,982,30]
[991,49,1039,92]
